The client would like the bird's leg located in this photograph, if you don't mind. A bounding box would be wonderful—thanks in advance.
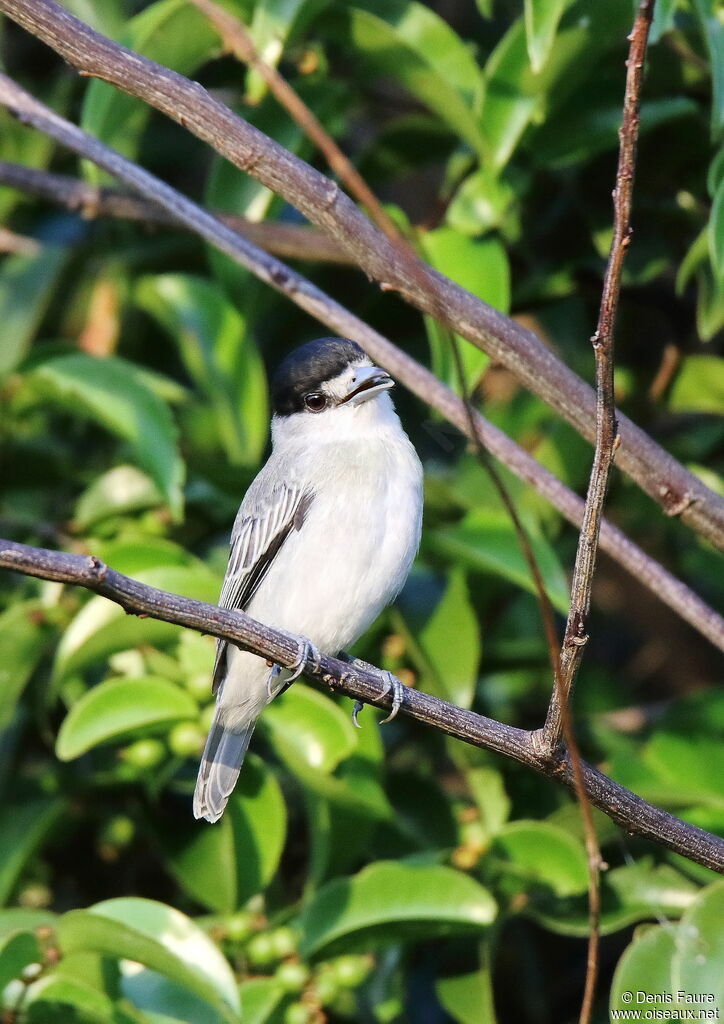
[286,636,322,682]
[266,664,281,699]
[338,653,406,727]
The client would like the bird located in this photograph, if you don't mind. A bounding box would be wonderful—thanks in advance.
[193,337,423,823]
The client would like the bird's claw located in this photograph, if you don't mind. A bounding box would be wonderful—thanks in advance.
[378,670,405,724]
[287,636,322,682]
[339,655,405,727]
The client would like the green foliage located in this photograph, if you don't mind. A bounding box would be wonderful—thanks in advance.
[1,0,723,1021]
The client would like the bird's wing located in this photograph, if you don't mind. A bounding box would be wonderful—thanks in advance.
[212,481,313,694]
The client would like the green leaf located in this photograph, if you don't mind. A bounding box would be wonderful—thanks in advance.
[0,600,56,728]
[524,0,565,73]
[298,860,496,957]
[428,509,569,614]
[610,925,678,1014]
[160,755,286,912]
[673,879,724,1004]
[245,0,329,103]
[465,767,510,838]
[52,564,219,683]
[325,0,485,156]
[397,569,480,708]
[421,228,509,389]
[642,732,724,805]
[709,175,724,278]
[692,0,724,141]
[80,0,220,180]
[446,168,515,236]
[0,930,40,992]
[238,978,285,1024]
[56,898,240,1023]
[675,348,724,404]
[492,820,588,897]
[0,247,67,380]
[25,974,117,1024]
[0,799,64,905]
[263,684,357,774]
[26,353,185,520]
[118,967,228,1024]
[437,943,497,1024]
[56,676,199,761]
[135,274,268,465]
[74,466,163,531]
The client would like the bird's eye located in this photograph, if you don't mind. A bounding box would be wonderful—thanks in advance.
[304,393,327,413]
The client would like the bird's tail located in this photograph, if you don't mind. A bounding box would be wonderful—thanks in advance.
[193,708,257,823]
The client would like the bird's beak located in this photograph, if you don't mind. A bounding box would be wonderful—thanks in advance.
[339,364,394,406]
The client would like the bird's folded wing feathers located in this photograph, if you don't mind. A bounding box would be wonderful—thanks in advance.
[212,482,313,694]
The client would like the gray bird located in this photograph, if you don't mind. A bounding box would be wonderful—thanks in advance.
[194,337,423,822]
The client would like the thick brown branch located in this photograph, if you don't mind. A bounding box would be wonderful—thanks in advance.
[1,0,723,549]
[0,161,351,264]
[1,536,722,873]
[0,73,721,659]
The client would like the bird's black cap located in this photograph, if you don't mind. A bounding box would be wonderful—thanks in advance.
[271,337,367,416]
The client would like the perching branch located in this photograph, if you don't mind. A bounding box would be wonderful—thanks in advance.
[0,161,351,264]
[1,0,724,551]
[0,72,722,660]
[543,0,655,752]
[1,536,722,873]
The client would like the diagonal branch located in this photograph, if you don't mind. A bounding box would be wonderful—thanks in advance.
[0,161,351,264]
[1,536,723,874]
[1,0,723,549]
[0,72,722,660]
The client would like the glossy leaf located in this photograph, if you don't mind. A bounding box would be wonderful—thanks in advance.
[0,600,55,728]
[610,925,678,1014]
[160,755,286,912]
[298,860,496,957]
[709,175,724,278]
[421,228,510,388]
[245,0,329,103]
[0,930,40,992]
[136,274,268,465]
[0,247,67,379]
[673,880,724,1003]
[238,978,285,1024]
[52,564,219,683]
[25,353,185,520]
[74,466,163,531]
[325,0,485,156]
[56,898,240,1023]
[428,509,569,613]
[56,676,198,761]
[0,799,64,905]
[25,974,117,1024]
[118,966,228,1024]
[263,684,357,774]
[492,820,588,897]
[437,949,497,1024]
[524,0,565,73]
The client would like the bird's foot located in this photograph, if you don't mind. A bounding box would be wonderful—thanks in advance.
[266,664,281,699]
[340,654,405,727]
[287,636,322,682]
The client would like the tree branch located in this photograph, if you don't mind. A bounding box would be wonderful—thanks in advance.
[544,0,655,752]
[1,0,723,549]
[1,536,722,873]
[0,72,722,659]
[0,160,351,264]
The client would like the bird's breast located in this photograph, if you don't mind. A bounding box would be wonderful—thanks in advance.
[246,433,422,654]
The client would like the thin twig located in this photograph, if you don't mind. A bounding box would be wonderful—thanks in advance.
[0,161,351,264]
[1,536,723,872]
[541,6,656,1017]
[0,73,721,659]
[186,0,404,245]
[542,0,656,752]
[1,0,723,549]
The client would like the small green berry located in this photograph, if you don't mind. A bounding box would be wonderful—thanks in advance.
[185,673,212,703]
[246,933,276,967]
[275,961,310,992]
[167,722,205,757]
[268,926,297,959]
[314,970,339,1006]
[225,911,255,943]
[283,1002,312,1024]
[121,738,165,769]
[331,954,372,988]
